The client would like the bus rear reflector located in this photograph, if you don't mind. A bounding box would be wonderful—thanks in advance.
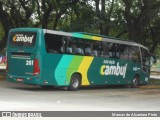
[33,59,40,75]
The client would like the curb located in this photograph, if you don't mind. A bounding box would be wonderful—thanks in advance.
[139,85,160,89]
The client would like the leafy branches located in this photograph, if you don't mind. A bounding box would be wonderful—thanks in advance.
[0,0,160,54]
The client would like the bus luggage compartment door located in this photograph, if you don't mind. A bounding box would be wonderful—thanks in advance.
[8,52,35,76]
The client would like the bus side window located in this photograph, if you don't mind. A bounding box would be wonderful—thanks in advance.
[74,39,84,55]
[128,46,141,63]
[66,41,73,54]
[71,42,77,54]
[64,38,84,55]
[119,45,129,60]
[141,48,150,73]
[45,33,62,53]
[85,46,92,55]
[66,47,72,54]
[93,44,98,57]
[101,42,108,58]
[63,36,73,54]
[84,41,92,56]
[109,43,119,58]
[61,38,67,53]
[93,42,101,57]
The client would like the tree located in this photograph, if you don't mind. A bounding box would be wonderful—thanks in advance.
[34,0,79,29]
[146,8,160,53]
[122,0,160,42]
[0,0,159,55]
[0,0,36,49]
[95,0,115,35]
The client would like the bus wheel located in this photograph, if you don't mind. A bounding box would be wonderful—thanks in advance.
[131,77,138,88]
[68,74,81,91]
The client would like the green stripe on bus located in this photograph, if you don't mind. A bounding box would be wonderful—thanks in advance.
[66,56,84,81]
[83,35,92,39]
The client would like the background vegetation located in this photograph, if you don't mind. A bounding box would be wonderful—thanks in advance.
[0,0,160,56]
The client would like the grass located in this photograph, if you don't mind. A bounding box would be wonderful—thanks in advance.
[149,79,160,85]
[139,78,160,89]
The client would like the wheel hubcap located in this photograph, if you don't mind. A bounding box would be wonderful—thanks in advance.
[72,78,79,88]
[133,78,137,86]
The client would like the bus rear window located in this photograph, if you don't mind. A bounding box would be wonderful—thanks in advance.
[9,32,37,47]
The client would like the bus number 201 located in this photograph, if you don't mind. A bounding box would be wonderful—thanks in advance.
[26,60,33,66]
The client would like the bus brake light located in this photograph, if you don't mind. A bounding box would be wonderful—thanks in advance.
[33,59,40,75]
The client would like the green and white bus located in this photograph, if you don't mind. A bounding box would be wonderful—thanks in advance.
[6,28,152,90]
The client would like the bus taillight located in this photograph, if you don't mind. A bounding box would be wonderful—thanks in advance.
[33,59,40,75]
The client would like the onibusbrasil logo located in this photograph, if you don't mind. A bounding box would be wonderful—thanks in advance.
[100,62,128,78]
[13,34,34,43]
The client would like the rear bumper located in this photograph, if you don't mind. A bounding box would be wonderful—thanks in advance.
[6,73,41,85]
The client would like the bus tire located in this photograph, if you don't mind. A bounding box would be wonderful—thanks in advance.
[68,74,81,91]
[131,77,138,88]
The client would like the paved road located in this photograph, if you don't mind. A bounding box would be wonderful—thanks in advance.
[0,80,160,111]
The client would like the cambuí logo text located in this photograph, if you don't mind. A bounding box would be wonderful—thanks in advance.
[13,34,34,43]
[100,60,128,78]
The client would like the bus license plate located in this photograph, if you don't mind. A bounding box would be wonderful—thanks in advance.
[16,78,23,82]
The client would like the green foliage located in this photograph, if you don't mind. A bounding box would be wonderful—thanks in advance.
[0,0,160,54]
[0,23,4,40]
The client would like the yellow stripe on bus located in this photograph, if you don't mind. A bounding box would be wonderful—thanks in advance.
[78,56,94,85]
[92,36,102,41]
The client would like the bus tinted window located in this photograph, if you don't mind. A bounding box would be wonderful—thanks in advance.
[65,38,73,54]
[45,33,63,53]
[101,42,110,58]
[84,41,92,56]
[141,48,150,73]
[109,43,119,58]
[10,32,36,47]
[65,37,84,55]
[119,45,129,60]
[93,42,102,57]
[129,46,141,63]
[70,39,84,55]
